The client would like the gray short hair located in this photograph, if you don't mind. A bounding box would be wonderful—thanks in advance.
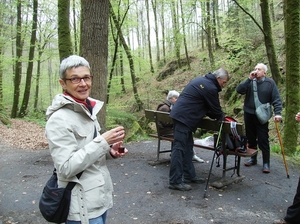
[167,90,180,100]
[59,55,90,79]
[256,63,268,72]
[212,68,230,80]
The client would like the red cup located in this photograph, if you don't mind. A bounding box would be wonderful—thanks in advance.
[118,146,125,153]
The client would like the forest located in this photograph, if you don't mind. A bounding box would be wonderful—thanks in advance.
[0,0,299,155]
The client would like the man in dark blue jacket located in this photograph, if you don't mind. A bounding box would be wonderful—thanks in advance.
[169,68,229,191]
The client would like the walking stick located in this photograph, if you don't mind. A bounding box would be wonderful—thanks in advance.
[275,121,290,178]
[204,121,224,198]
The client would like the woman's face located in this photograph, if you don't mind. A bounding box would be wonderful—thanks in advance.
[59,66,92,101]
[170,96,178,104]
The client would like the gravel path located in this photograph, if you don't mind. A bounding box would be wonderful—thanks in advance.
[0,138,299,224]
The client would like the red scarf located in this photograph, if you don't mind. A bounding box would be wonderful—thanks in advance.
[63,92,96,111]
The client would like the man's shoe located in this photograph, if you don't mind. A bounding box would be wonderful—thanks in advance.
[192,155,205,163]
[263,163,270,173]
[273,219,289,224]
[169,183,192,191]
[244,158,257,166]
[183,176,205,184]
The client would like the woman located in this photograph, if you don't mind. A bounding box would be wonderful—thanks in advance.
[45,55,128,224]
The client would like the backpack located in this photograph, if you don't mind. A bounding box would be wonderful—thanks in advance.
[225,116,247,153]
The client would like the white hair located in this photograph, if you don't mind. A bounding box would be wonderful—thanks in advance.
[212,68,230,80]
[59,55,90,79]
[167,90,180,100]
[256,63,268,72]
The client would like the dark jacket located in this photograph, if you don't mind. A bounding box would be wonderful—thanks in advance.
[170,73,224,132]
[236,77,282,116]
[157,100,173,136]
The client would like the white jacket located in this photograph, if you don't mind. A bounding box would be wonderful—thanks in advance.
[45,94,114,223]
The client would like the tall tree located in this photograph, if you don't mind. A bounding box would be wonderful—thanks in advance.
[212,0,220,49]
[58,0,72,61]
[81,0,109,130]
[18,0,38,117]
[179,0,190,70]
[11,0,23,118]
[151,0,160,62]
[146,0,154,73]
[110,2,144,111]
[158,1,166,64]
[0,1,5,104]
[283,0,300,154]
[259,0,281,85]
[233,0,281,85]
[206,0,214,68]
[107,11,120,104]
[170,0,181,68]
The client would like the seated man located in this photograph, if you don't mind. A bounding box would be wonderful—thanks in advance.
[157,90,204,163]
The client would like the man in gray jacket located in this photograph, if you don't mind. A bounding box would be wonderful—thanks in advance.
[45,55,128,224]
[236,63,282,173]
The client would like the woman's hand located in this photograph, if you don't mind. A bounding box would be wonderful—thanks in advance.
[102,126,125,145]
[296,112,300,122]
[109,141,128,158]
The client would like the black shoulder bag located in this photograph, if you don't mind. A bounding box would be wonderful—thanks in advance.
[39,127,97,223]
[39,169,83,223]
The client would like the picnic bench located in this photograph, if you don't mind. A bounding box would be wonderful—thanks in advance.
[145,109,258,188]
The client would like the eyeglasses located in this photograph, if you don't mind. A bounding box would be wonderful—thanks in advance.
[65,76,93,84]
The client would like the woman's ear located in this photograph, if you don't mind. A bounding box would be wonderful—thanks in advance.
[59,79,66,90]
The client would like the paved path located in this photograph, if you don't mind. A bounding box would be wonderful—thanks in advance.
[0,140,299,224]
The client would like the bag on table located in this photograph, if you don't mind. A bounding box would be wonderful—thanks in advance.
[225,116,247,153]
[39,169,82,223]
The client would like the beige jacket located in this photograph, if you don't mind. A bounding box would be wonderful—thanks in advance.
[45,94,114,223]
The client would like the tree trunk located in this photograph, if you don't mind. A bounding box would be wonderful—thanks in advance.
[179,0,190,69]
[81,0,109,131]
[159,2,166,64]
[58,0,73,61]
[107,28,119,104]
[171,0,181,68]
[0,2,4,104]
[206,0,214,68]
[11,0,22,118]
[146,0,154,73]
[109,2,143,111]
[18,0,38,118]
[72,0,78,54]
[201,2,205,50]
[119,44,125,94]
[34,50,42,112]
[212,0,221,49]
[283,0,300,155]
[151,0,160,62]
[260,0,281,85]
[233,0,281,85]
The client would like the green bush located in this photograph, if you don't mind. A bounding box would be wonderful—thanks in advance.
[106,108,145,142]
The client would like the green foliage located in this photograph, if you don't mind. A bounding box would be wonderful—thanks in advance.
[270,144,281,154]
[106,106,145,142]
[23,110,47,127]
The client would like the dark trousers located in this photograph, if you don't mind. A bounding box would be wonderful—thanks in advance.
[169,120,195,184]
[285,177,300,224]
[244,112,270,163]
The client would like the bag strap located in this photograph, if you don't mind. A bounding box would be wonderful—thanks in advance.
[229,121,240,141]
[56,126,98,191]
[252,80,261,108]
